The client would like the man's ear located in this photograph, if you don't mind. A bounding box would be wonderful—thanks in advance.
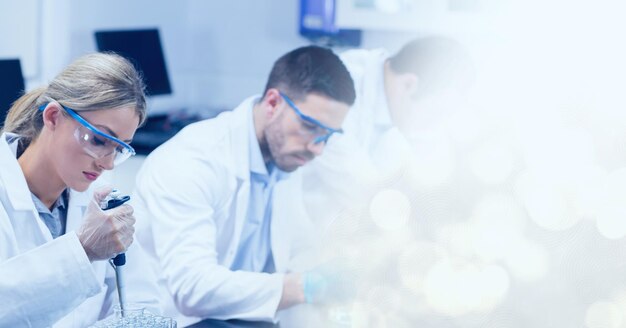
[41,102,63,131]
[262,88,283,120]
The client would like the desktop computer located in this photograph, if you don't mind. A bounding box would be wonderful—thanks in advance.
[95,28,199,154]
[95,28,171,97]
[0,59,26,128]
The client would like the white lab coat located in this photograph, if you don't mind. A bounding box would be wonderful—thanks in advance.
[336,48,393,148]
[132,96,315,327]
[0,133,159,328]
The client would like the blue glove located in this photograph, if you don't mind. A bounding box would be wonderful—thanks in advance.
[302,260,358,304]
[303,271,328,304]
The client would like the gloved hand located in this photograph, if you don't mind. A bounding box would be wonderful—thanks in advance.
[77,186,135,262]
[303,259,358,304]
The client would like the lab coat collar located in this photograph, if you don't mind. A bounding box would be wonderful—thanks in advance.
[374,58,394,129]
[230,95,261,181]
[30,188,68,216]
[0,132,37,211]
[248,102,269,176]
[247,106,290,182]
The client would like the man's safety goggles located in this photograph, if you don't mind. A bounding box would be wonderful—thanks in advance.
[279,92,343,145]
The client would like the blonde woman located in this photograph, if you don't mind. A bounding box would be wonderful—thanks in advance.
[0,53,157,327]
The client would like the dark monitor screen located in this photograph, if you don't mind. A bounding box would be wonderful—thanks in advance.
[0,59,25,127]
[95,28,172,96]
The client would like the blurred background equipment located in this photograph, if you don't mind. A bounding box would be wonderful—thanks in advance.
[299,0,362,47]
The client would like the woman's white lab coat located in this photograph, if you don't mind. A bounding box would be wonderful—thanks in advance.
[132,96,315,327]
[0,133,158,328]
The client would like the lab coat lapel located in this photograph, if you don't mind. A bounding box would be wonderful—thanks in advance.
[65,188,108,288]
[0,133,52,247]
[0,133,37,212]
[270,181,290,273]
[228,178,249,265]
[65,189,91,233]
[224,97,256,264]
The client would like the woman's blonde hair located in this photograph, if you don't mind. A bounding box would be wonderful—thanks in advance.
[1,52,147,148]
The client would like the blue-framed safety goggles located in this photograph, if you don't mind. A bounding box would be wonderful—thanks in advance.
[279,92,343,144]
[39,103,136,165]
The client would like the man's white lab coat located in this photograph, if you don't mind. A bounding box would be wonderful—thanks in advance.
[132,96,315,327]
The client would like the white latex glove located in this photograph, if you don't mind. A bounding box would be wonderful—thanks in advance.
[77,186,135,262]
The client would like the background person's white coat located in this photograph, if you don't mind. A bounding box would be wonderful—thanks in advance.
[300,48,404,226]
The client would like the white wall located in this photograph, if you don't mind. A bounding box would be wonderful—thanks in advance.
[32,0,314,116]
[0,0,39,78]
[0,0,439,116]
[182,0,307,113]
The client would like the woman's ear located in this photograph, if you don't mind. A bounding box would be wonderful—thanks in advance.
[42,102,63,130]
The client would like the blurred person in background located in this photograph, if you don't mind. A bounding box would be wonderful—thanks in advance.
[291,36,476,326]
[302,36,476,230]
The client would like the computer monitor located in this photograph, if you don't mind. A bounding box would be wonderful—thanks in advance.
[95,28,172,97]
[0,59,25,127]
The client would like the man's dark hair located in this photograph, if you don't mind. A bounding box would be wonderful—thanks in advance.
[263,46,356,106]
[388,36,475,98]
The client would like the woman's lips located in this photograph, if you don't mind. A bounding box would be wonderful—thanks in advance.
[83,171,99,181]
